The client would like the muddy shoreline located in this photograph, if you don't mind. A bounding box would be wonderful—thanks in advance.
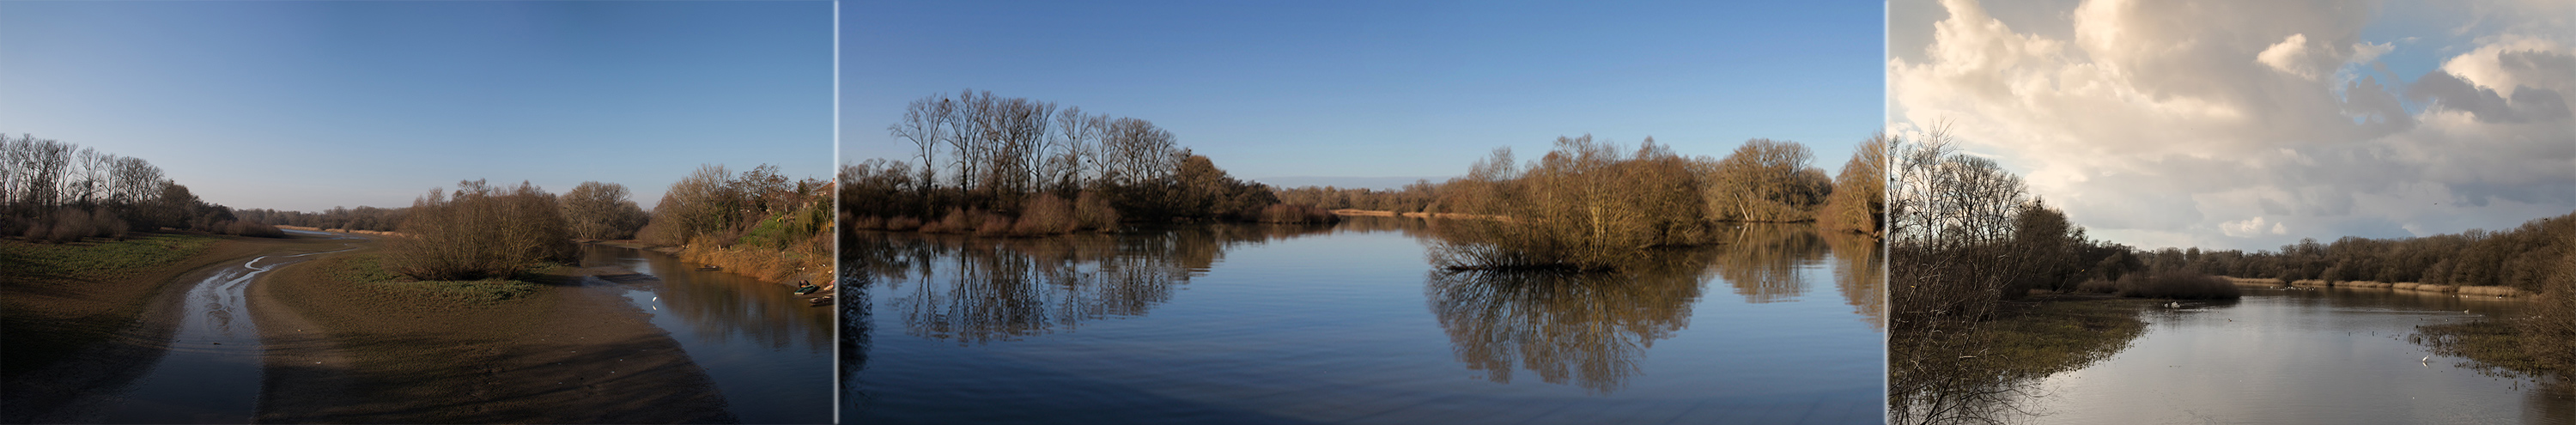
[250,237,737,422]
[0,234,342,423]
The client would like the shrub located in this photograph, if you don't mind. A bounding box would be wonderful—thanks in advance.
[2075,279,2117,294]
[1012,194,1078,235]
[225,220,285,238]
[1256,203,1341,224]
[884,216,923,232]
[385,180,578,281]
[1073,191,1120,231]
[975,215,1014,237]
[2113,270,2240,300]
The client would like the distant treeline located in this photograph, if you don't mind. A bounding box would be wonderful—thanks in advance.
[245,163,826,283]
[0,133,281,242]
[841,89,1333,237]
[1400,134,1884,270]
[1275,135,1886,237]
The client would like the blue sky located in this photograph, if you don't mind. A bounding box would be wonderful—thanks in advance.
[0,1,834,212]
[841,1,1886,187]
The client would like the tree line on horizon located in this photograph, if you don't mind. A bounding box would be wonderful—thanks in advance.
[1273,135,1886,235]
[0,133,282,242]
[840,89,1336,239]
[1275,134,1884,271]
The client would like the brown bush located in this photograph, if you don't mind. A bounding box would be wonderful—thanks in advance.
[1012,194,1077,235]
[225,220,285,238]
[975,215,1015,237]
[884,216,923,232]
[1256,203,1341,224]
[386,180,578,281]
[2113,270,2240,300]
[2075,279,2117,294]
[1073,191,1120,231]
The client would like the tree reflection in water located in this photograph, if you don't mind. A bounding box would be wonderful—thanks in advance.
[842,224,1337,345]
[1422,223,1878,393]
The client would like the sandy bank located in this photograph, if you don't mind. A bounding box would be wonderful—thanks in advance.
[252,249,736,423]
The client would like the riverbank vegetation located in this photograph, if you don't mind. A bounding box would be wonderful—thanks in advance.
[641,164,834,282]
[841,89,1335,240]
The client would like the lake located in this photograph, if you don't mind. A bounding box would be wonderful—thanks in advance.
[2013,287,2573,424]
[840,216,1887,424]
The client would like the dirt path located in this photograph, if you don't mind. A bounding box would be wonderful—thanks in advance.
[251,243,735,423]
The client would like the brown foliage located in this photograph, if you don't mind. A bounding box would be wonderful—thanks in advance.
[386,180,577,281]
[2111,270,2240,300]
[1819,133,1886,236]
[1255,203,1340,224]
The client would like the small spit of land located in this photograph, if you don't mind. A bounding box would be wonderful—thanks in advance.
[251,238,734,423]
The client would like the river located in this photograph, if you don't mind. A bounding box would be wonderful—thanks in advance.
[841,217,1887,424]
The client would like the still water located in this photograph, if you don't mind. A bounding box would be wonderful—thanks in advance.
[2021,287,2573,424]
[842,217,1886,424]
[580,246,834,424]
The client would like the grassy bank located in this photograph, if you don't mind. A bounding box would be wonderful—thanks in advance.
[0,234,222,377]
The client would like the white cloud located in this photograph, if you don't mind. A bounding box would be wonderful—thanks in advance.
[2221,216,2274,237]
[2257,33,2324,80]
[1892,0,2576,251]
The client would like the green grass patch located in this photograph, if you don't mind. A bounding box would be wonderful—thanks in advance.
[0,234,218,279]
[322,254,544,307]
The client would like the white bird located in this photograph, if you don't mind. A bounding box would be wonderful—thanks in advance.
[2421,356,2431,362]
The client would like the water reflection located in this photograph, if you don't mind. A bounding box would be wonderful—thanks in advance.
[1419,223,1876,393]
[580,247,829,350]
[843,224,1337,345]
[1821,232,1886,331]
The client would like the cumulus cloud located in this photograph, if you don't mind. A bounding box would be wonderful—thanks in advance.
[1892,0,2576,251]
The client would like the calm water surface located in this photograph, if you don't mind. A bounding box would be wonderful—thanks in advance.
[581,246,834,424]
[842,217,1886,424]
[2022,287,2573,424]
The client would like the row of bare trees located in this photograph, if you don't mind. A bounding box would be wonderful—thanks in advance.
[1,134,272,242]
[1278,136,1880,230]
[848,90,1312,237]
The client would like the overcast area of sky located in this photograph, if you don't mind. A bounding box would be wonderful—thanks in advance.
[840,1,1887,189]
[0,1,833,212]
[1888,0,2576,252]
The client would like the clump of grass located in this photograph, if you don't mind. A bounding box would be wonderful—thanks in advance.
[2111,270,2241,300]
[325,254,544,307]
